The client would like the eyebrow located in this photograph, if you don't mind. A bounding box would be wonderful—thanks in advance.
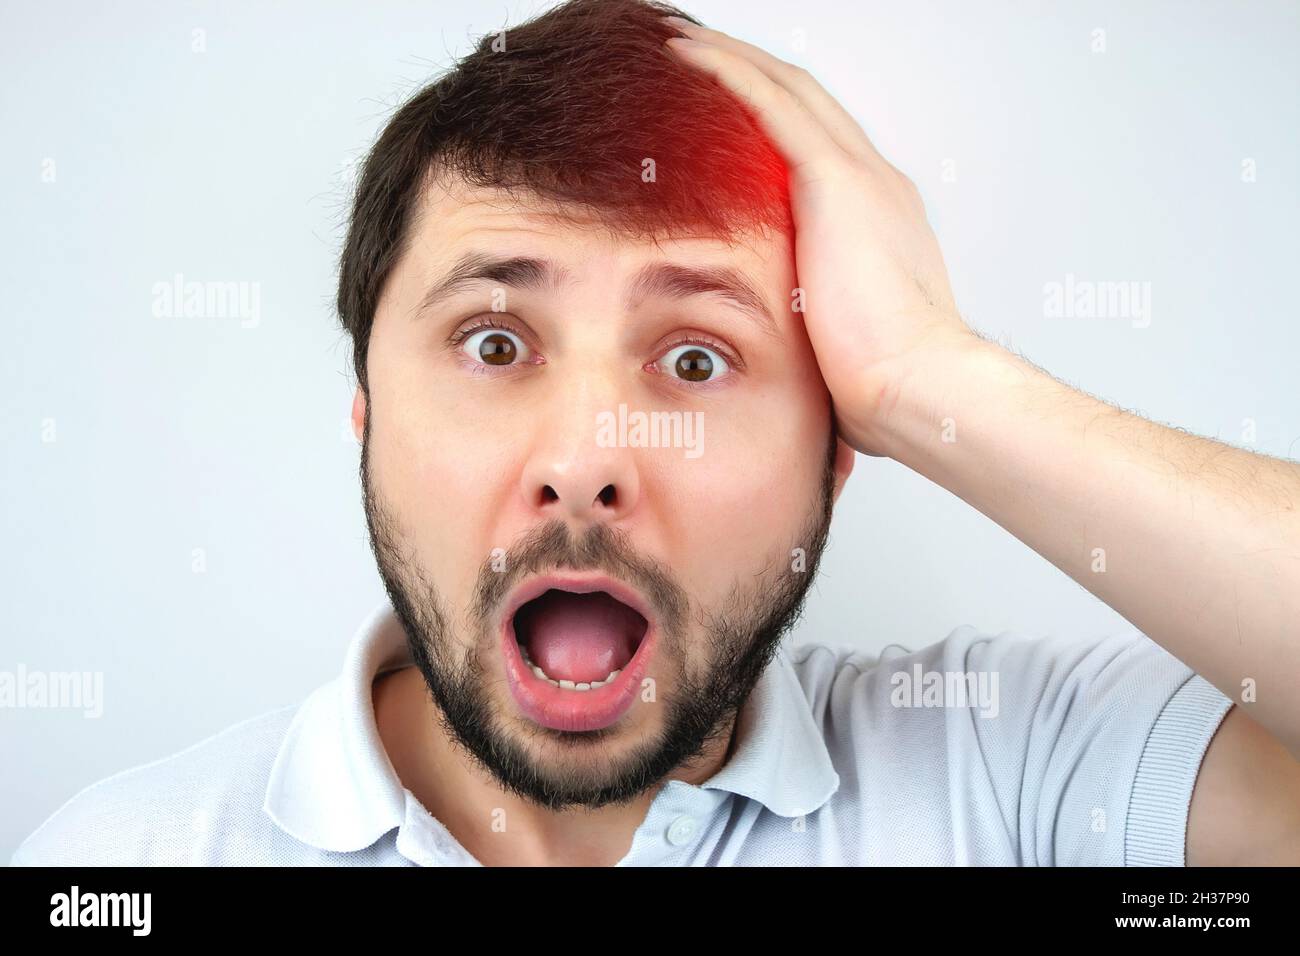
[416,252,781,337]
[416,253,572,317]
[626,261,780,338]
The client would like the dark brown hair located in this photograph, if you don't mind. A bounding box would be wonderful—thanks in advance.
[336,0,792,394]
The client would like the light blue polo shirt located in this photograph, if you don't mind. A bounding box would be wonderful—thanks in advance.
[9,598,1233,866]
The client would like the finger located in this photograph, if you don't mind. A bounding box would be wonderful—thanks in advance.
[663,35,845,181]
[663,16,885,168]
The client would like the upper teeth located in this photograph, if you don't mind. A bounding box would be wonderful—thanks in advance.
[520,644,621,690]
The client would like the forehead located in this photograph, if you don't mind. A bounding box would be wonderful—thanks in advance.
[404,173,793,291]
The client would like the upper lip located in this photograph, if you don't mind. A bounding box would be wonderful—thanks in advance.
[500,571,656,634]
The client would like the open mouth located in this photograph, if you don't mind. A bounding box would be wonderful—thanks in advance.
[514,589,649,689]
[500,576,657,732]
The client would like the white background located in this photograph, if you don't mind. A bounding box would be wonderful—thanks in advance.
[2,0,1296,860]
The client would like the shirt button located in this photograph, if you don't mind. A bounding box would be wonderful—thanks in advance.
[665,815,697,846]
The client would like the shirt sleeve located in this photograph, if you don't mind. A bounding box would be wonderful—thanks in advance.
[942,627,1234,866]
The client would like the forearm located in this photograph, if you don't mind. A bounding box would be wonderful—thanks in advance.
[874,333,1300,757]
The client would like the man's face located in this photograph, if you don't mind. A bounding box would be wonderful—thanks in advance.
[357,173,850,811]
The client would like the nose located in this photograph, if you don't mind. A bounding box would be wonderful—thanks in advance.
[519,376,642,528]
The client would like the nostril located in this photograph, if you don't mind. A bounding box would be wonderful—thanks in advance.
[597,485,616,507]
[541,485,559,503]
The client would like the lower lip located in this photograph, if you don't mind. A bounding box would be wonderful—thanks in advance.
[501,615,656,732]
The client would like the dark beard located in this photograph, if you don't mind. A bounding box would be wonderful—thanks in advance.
[359,404,838,812]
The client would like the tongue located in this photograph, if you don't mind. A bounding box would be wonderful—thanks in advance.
[517,590,645,684]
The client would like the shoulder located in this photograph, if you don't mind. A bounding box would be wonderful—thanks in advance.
[787,626,1214,755]
[789,625,1192,714]
[785,628,1233,865]
[9,703,300,866]
[785,627,1002,715]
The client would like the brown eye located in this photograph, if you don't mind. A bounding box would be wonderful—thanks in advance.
[462,327,529,366]
[479,332,516,365]
[659,343,729,383]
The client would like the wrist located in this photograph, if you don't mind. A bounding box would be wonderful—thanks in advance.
[849,323,1001,460]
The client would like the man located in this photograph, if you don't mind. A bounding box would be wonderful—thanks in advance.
[11,0,1299,866]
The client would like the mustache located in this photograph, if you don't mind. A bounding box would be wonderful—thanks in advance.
[470,519,689,637]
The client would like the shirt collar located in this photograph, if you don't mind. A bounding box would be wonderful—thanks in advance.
[697,644,841,817]
[263,598,840,853]
[262,600,410,853]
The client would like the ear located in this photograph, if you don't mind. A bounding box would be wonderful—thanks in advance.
[351,387,367,443]
[831,436,855,506]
